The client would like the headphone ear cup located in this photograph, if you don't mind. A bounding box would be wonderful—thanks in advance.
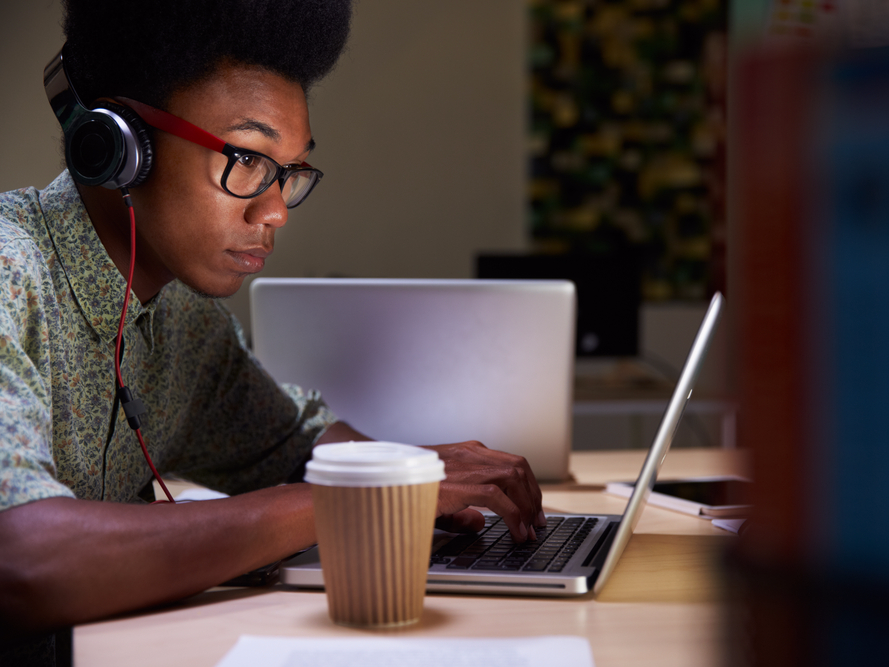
[65,101,153,189]
[94,101,154,187]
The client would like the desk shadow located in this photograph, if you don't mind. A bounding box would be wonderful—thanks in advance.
[177,585,276,607]
[595,533,731,604]
[87,584,275,627]
[301,606,452,633]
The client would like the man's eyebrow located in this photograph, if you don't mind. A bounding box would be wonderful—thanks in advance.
[225,118,281,141]
[225,120,315,157]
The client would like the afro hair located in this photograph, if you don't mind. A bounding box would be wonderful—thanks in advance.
[62,0,352,109]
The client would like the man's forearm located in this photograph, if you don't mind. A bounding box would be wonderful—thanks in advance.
[0,483,315,636]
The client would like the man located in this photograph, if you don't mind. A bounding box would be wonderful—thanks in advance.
[0,0,544,661]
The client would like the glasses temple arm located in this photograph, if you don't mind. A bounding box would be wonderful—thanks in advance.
[118,97,227,154]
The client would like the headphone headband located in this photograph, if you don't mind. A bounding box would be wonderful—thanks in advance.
[44,46,88,133]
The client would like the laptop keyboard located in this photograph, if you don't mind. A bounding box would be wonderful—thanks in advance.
[430,515,598,573]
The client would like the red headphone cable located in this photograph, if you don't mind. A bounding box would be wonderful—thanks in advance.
[115,188,175,504]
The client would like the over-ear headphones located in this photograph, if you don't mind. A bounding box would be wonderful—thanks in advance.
[44,45,153,189]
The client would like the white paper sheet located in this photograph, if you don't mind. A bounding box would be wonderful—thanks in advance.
[215,635,594,667]
[711,518,747,534]
[174,488,229,502]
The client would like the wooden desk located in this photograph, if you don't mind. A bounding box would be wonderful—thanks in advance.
[75,449,750,667]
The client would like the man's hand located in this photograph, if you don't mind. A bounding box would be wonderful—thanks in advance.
[317,424,545,543]
[422,440,546,542]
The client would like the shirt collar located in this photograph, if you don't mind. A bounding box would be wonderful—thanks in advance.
[39,171,162,347]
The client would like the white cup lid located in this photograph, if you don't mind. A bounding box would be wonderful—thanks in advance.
[304,441,446,487]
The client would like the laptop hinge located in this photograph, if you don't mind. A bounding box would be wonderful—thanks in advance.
[582,521,618,569]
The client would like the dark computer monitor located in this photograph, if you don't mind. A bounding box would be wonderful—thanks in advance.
[476,252,640,357]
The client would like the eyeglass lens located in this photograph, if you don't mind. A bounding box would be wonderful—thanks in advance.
[281,170,319,208]
[226,155,277,197]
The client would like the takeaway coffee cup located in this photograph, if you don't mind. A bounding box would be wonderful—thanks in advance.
[305,441,446,627]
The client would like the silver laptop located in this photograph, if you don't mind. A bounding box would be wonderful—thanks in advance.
[273,290,725,597]
[250,278,576,482]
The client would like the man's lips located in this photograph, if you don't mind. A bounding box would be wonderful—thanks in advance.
[227,247,272,272]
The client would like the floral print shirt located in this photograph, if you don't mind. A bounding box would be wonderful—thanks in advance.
[0,171,338,511]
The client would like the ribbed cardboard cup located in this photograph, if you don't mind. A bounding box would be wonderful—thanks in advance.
[305,442,445,628]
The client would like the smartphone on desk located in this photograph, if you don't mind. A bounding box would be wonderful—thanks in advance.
[605,475,752,518]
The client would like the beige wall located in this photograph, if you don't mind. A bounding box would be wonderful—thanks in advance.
[0,1,67,192]
[0,1,529,339]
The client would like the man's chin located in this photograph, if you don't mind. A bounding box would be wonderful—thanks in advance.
[180,276,243,300]
[186,286,233,300]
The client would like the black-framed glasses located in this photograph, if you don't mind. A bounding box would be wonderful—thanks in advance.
[120,97,323,208]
